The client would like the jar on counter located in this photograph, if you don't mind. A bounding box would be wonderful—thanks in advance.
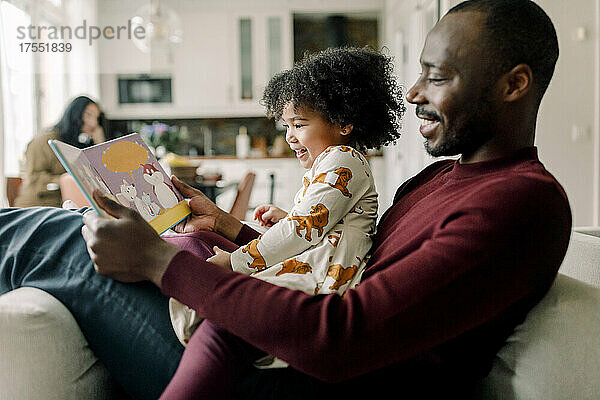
[236,126,250,158]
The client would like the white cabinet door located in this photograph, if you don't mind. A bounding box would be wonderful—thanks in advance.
[230,11,292,115]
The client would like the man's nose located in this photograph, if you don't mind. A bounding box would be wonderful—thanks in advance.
[406,79,425,104]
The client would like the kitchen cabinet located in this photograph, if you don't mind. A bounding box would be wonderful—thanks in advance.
[98,6,292,119]
[230,12,293,115]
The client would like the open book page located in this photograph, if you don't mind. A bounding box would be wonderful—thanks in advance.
[50,133,191,234]
[48,139,111,217]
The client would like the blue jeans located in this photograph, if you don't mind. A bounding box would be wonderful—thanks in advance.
[0,207,184,399]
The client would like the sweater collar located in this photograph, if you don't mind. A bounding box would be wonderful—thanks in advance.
[448,147,539,180]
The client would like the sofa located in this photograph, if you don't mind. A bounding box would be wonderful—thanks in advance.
[1,229,599,399]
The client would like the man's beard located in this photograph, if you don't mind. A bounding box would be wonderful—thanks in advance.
[424,91,495,158]
[424,123,494,157]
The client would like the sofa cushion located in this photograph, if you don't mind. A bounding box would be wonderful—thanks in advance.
[559,230,600,287]
[476,273,600,399]
[0,287,122,400]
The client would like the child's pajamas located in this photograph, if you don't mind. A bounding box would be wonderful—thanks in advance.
[169,145,378,350]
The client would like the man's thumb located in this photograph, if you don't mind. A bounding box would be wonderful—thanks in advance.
[172,176,201,198]
[92,190,132,219]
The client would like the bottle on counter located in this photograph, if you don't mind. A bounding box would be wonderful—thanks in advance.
[236,125,250,158]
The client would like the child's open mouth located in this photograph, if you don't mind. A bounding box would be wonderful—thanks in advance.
[295,148,308,158]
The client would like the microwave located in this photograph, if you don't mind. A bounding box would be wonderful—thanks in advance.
[118,75,172,104]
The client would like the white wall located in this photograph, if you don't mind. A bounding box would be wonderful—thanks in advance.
[534,0,599,227]
[65,0,101,99]
[381,0,442,212]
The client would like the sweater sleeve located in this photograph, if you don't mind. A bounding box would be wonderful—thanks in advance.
[162,175,571,383]
[233,223,261,245]
[229,148,372,274]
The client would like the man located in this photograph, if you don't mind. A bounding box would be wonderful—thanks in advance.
[0,0,571,398]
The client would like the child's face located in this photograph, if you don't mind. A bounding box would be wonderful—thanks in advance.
[281,103,347,169]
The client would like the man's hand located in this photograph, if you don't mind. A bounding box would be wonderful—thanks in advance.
[171,176,243,241]
[206,246,232,270]
[81,190,180,287]
[254,204,288,227]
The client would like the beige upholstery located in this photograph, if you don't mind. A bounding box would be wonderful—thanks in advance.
[0,287,121,399]
[476,230,600,399]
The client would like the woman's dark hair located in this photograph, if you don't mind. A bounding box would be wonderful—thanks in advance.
[261,47,405,152]
[54,95,102,148]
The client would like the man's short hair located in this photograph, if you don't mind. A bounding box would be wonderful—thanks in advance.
[449,0,559,100]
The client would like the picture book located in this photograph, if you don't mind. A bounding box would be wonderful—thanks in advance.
[49,132,191,234]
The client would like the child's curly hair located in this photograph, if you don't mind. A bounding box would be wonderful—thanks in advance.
[261,46,405,152]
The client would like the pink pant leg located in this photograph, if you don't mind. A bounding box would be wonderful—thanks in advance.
[159,320,264,400]
[162,231,240,258]
[160,232,251,399]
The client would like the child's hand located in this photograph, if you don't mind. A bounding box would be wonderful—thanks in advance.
[253,204,288,227]
[206,246,232,270]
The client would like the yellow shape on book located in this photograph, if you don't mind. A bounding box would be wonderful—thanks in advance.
[102,141,149,175]
[149,200,191,234]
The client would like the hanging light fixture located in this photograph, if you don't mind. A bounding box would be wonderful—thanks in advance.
[131,0,183,53]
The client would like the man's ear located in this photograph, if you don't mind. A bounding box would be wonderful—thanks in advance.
[502,64,533,102]
[340,124,354,136]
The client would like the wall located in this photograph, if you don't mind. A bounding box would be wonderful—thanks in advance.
[534,0,599,227]
[383,0,600,227]
[381,0,440,212]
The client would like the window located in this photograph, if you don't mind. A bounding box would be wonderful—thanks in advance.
[38,18,66,128]
[0,1,35,176]
[0,0,78,182]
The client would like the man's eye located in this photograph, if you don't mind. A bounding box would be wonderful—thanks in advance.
[295,124,304,129]
[428,77,447,84]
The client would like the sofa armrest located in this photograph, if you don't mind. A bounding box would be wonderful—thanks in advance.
[0,287,123,400]
[475,229,600,399]
[559,230,600,287]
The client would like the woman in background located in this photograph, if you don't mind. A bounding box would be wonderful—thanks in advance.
[14,95,105,207]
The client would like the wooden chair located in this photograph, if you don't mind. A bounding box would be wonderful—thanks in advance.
[230,172,256,220]
[6,177,23,207]
[59,173,90,208]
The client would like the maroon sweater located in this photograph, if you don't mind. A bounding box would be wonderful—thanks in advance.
[162,147,571,388]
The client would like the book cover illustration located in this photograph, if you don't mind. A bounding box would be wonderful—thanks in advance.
[49,133,191,234]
